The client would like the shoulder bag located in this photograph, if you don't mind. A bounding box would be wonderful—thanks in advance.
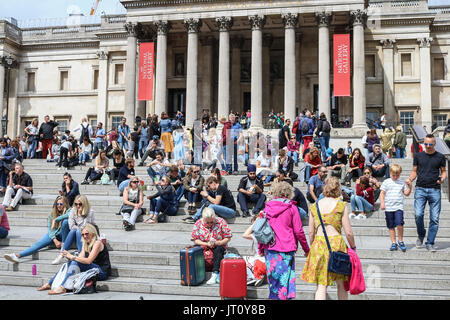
[315,202,352,276]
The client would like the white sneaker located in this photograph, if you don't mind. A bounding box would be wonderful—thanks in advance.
[358,214,367,220]
[4,253,19,264]
[51,254,65,265]
[206,273,217,285]
[349,213,356,219]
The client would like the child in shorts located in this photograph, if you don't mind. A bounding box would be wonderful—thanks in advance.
[379,164,412,252]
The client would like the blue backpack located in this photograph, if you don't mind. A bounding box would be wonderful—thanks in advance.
[252,213,275,246]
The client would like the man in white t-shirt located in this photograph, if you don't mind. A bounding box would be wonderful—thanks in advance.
[255,150,275,184]
[146,151,171,182]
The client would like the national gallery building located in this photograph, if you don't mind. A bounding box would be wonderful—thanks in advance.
[1,0,450,137]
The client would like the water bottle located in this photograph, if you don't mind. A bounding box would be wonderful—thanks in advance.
[32,264,37,276]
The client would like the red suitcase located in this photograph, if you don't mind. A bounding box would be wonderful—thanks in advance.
[220,258,247,299]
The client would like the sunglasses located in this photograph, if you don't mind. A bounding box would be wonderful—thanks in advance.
[193,171,200,174]
[56,202,64,206]
[130,181,139,184]
[424,143,434,147]
[75,203,82,207]
[81,233,89,237]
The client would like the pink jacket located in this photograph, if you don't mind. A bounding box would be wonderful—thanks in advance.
[258,198,310,255]
[344,248,365,295]
[0,205,10,231]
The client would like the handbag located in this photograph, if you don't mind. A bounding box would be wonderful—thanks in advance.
[315,202,352,276]
[252,212,275,246]
[100,173,110,185]
[201,245,214,272]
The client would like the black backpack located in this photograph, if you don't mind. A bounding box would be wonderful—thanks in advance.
[81,124,90,140]
[301,119,309,134]
[322,120,331,133]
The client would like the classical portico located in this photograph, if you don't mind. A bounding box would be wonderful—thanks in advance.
[120,0,368,130]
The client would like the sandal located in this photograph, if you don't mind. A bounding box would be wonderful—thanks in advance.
[145,218,158,224]
[48,286,66,295]
[37,283,51,291]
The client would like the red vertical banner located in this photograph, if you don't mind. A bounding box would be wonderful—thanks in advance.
[138,42,154,101]
[333,34,351,97]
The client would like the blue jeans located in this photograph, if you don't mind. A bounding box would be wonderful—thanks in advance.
[414,187,441,245]
[119,140,129,151]
[49,260,108,286]
[319,136,330,161]
[175,185,185,203]
[139,139,149,158]
[185,191,200,203]
[298,207,308,221]
[150,198,178,216]
[257,172,274,184]
[304,164,315,183]
[118,179,130,193]
[27,139,38,159]
[287,151,299,164]
[223,144,238,173]
[192,204,236,221]
[395,148,405,159]
[62,228,83,252]
[147,167,167,182]
[0,226,8,238]
[237,192,266,214]
[350,195,374,213]
[92,142,104,156]
[79,152,90,163]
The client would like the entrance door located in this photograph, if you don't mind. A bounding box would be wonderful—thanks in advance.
[243,92,251,114]
[313,84,339,126]
[168,89,186,119]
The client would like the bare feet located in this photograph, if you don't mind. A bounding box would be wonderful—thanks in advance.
[48,286,66,295]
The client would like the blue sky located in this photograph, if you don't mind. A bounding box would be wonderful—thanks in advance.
[0,0,126,21]
[429,0,450,5]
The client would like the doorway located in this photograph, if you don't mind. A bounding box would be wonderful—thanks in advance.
[313,84,339,125]
[243,92,251,114]
[168,89,186,119]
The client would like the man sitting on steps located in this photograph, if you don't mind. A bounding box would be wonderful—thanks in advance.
[2,162,33,211]
[366,144,390,180]
[237,164,266,218]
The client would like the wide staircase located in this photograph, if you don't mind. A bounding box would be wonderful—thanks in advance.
[0,158,449,300]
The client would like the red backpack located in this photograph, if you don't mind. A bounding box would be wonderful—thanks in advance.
[292,119,300,134]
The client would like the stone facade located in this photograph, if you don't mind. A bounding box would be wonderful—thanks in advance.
[1,0,450,136]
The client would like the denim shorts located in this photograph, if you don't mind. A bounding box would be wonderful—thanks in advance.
[385,210,404,229]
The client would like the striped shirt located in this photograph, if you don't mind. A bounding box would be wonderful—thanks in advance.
[380,178,406,211]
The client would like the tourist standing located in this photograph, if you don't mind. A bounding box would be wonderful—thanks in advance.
[39,116,59,159]
[24,118,39,159]
[393,126,407,159]
[406,134,447,251]
[316,113,331,162]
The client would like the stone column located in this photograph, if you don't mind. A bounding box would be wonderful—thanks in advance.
[248,15,266,129]
[124,22,139,123]
[418,37,433,130]
[96,50,109,127]
[282,13,298,123]
[262,33,272,118]
[351,10,368,129]
[316,12,331,122]
[380,39,396,126]
[216,17,233,122]
[184,18,202,128]
[0,63,5,121]
[199,36,214,113]
[154,20,171,117]
[231,36,243,115]
[295,33,302,117]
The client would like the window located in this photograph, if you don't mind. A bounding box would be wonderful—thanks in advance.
[27,72,35,92]
[400,111,415,133]
[60,70,69,91]
[433,114,447,127]
[114,64,124,85]
[93,69,99,90]
[89,117,97,129]
[434,58,445,81]
[365,55,375,78]
[54,118,69,133]
[111,115,122,130]
[401,53,412,77]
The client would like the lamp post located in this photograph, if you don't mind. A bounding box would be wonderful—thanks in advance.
[1,55,17,137]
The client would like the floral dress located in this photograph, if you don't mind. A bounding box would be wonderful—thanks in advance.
[301,199,349,286]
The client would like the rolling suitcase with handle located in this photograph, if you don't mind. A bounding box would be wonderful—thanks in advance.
[180,246,206,286]
[220,257,247,299]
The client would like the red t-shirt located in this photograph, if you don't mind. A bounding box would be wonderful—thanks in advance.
[356,184,374,206]
[305,153,322,176]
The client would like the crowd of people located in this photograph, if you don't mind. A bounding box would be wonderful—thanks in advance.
[0,110,447,300]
